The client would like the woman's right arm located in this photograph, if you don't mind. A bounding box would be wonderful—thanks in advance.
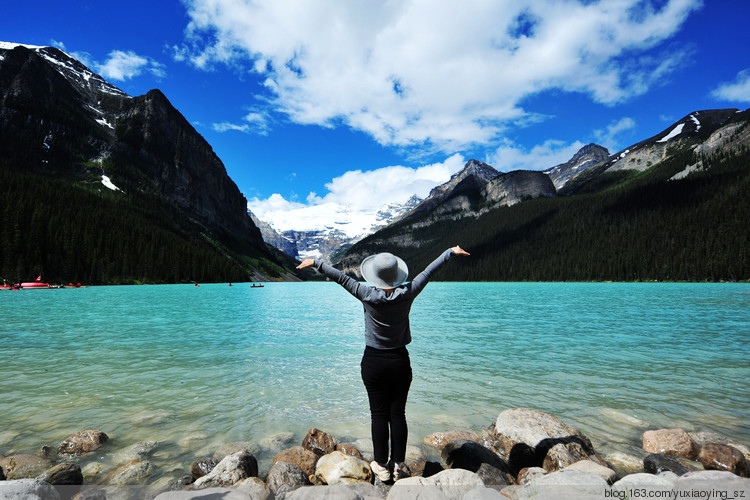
[297,258,366,299]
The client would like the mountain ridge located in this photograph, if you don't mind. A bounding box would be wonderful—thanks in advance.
[0,42,296,284]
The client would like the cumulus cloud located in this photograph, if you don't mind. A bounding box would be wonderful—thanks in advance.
[97,50,166,81]
[594,117,638,152]
[248,154,465,220]
[711,69,750,103]
[176,0,701,151]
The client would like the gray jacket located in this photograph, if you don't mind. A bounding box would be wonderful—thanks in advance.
[313,249,455,349]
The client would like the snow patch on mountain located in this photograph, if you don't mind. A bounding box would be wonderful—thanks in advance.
[657,123,685,143]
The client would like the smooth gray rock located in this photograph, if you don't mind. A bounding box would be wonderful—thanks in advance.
[0,479,61,500]
[193,450,258,488]
[266,461,310,496]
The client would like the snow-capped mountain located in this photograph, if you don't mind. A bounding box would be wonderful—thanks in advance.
[251,195,422,260]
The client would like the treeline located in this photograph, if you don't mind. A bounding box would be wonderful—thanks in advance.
[345,147,749,282]
[0,170,285,285]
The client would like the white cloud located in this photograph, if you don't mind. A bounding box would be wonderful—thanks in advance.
[97,50,166,81]
[213,122,250,133]
[177,0,701,151]
[593,117,637,152]
[711,69,750,103]
[212,109,271,134]
[487,139,588,172]
[248,154,465,222]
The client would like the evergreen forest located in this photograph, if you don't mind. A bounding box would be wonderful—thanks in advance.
[0,169,297,285]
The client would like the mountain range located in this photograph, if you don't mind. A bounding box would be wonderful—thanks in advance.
[329,108,749,282]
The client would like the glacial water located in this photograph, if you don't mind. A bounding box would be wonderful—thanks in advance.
[1,282,749,483]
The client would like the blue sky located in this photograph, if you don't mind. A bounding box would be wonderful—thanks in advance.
[3,0,750,221]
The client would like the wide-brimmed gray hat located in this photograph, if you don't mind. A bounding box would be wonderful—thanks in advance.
[360,252,409,289]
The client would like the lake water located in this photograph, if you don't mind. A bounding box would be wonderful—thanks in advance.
[1,282,749,483]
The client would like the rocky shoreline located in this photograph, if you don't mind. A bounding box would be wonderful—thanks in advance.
[1,407,749,499]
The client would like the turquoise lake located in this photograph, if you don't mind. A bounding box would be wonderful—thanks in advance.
[2,282,749,481]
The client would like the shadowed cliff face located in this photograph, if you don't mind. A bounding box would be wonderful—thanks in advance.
[0,44,262,246]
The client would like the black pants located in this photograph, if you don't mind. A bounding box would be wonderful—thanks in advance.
[360,345,413,465]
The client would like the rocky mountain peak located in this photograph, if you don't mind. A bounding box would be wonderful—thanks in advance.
[452,159,500,182]
[545,143,609,190]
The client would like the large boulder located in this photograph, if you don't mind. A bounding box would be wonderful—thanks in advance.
[302,428,337,458]
[489,408,603,473]
[273,446,319,478]
[642,428,698,459]
[0,454,53,479]
[57,430,109,455]
[0,479,61,500]
[287,483,384,500]
[612,472,676,493]
[389,469,485,500]
[699,444,749,477]
[315,451,373,485]
[266,461,311,496]
[441,440,513,484]
[675,470,750,491]
[563,460,617,484]
[192,450,258,489]
[154,486,265,499]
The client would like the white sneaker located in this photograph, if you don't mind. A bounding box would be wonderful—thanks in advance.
[393,462,410,481]
[370,461,391,482]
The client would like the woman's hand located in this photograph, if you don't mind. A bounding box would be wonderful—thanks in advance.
[296,258,316,269]
[451,245,470,256]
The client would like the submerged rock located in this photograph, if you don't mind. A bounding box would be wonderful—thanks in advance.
[643,453,698,476]
[57,430,109,455]
[107,459,156,485]
[0,454,53,479]
[36,462,84,485]
[213,441,259,460]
